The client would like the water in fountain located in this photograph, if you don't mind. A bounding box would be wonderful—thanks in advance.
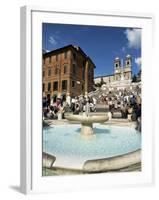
[43,124,141,169]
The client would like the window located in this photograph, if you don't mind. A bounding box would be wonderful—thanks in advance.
[48,56,51,63]
[73,52,76,60]
[64,51,67,59]
[48,69,51,76]
[62,80,67,90]
[48,82,51,91]
[116,63,118,68]
[53,81,58,91]
[64,65,67,74]
[127,61,129,65]
[72,80,75,88]
[43,83,45,92]
[43,71,45,77]
[73,64,76,74]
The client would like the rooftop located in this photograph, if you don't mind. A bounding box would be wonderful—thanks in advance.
[43,44,96,67]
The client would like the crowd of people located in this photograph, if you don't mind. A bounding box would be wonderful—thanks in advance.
[94,86,141,131]
[42,95,97,120]
[43,85,141,131]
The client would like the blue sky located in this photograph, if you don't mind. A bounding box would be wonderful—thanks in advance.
[42,23,141,77]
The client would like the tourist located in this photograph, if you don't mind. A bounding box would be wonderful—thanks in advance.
[127,105,133,121]
[73,104,80,115]
[71,96,76,112]
[66,95,71,107]
[46,96,51,108]
[89,102,95,112]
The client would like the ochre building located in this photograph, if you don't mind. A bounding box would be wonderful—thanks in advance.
[43,45,95,99]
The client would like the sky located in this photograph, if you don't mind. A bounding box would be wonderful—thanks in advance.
[42,23,141,77]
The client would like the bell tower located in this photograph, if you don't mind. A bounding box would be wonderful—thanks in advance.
[124,55,132,80]
[114,57,121,81]
[125,54,132,68]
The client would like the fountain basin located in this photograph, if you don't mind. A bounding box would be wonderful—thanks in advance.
[43,150,141,175]
[65,114,109,123]
[65,114,109,137]
[43,124,141,170]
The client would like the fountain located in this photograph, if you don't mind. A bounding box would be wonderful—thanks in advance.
[65,110,108,138]
[65,98,108,138]
[43,98,141,172]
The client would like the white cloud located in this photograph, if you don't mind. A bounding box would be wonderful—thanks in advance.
[135,57,142,68]
[48,36,57,45]
[124,29,141,49]
[45,49,50,53]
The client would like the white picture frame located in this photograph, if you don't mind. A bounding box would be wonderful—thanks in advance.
[20,6,154,194]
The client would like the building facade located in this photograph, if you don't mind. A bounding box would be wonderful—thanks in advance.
[43,45,95,99]
[94,55,132,87]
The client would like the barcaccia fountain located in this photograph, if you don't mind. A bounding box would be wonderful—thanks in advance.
[65,100,108,138]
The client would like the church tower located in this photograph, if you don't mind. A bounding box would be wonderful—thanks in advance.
[124,55,132,81]
[114,57,121,81]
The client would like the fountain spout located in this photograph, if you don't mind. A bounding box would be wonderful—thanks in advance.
[85,101,90,117]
